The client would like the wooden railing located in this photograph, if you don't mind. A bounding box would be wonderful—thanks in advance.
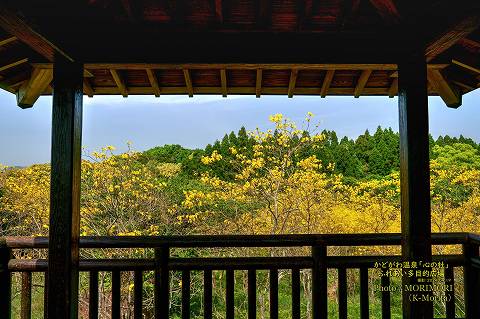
[1,233,480,319]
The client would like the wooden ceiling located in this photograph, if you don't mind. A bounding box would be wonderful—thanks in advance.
[0,0,479,108]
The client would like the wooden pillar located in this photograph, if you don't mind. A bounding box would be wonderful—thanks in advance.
[0,244,11,319]
[398,53,433,319]
[47,54,83,319]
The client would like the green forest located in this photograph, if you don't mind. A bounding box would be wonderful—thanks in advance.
[2,114,480,318]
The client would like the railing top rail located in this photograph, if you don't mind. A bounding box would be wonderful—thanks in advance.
[1,232,472,249]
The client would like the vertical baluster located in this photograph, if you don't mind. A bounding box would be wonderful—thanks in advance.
[248,269,256,319]
[444,266,455,319]
[43,272,48,319]
[291,269,300,319]
[112,271,121,319]
[360,268,369,319]
[21,272,32,319]
[204,270,212,319]
[182,270,191,319]
[269,269,278,319]
[312,245,327,319]
[155,247,170,319]
[134,270,143,319]
[381,271,390,319]
[89,271,98,319]
[338,268,347,319]
[226,269,234,319]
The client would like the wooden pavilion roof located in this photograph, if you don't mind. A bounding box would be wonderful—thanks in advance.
[0,0,479,108]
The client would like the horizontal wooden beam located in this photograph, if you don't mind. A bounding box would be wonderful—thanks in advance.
[0,7,73,62]
[427,69,462,108]
[33,27,420,64]
[33,63,410,71]
[145,69,161,97]
[110,69,128,97]
[0,58,28,72]
[16,68,53,108]
[91,85,396,96]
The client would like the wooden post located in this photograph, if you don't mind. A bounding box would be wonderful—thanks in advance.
[47,54,83,319]
[398,53,433,319]
[312,245,327,319]
[0,244,11,319]
[463,243,480,319]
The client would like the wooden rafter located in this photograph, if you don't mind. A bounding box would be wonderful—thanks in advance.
[220,69,227,97]
[339,0,361,28]
[452,59,480,74]
[369,0,400,25]
[145,69,161,97]
[0,36,16,47]
[214,0,223,24]
[256,0,271,28]
[120,0,137,22]
[183,69,193,97]
[297,0,313,30]
[320,70,335,98]
[426,13,480,62]
[0,58,28,72]
[0,7,73,62]
[83,78,94,97]
[110,69,128,97]
[16,68,53,108]
[388,78,398,98]
[427,69,462,108]
[354,70,372,98]
[256,69,262,98]
[288,69,298,98]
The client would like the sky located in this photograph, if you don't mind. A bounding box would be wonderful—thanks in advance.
[0,89,479,166]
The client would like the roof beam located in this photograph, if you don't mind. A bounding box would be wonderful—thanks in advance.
[288,69,298,98]
[183,69,194,97]
[220,69,227,97]
[354,70,372,97]
[426,13,480,62]
[214,0,223,24]
[452,59,480,74]
[120,0,138,22]
[0,36,16,47]
[16,68,53,108]
[83,78,94,97]
[145,69,161,97]
[388,78,398,98]
[256,0,271,28]
[0,7,73,62]
[320,70,335,98]
[110,69,128,97]
[256,69,262,98]
[0,58,28,72]
[369,0,400,25]
[427,69,462,108]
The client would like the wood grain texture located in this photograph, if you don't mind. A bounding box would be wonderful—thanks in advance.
[47,56,83,319]
[398,56,433,319]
